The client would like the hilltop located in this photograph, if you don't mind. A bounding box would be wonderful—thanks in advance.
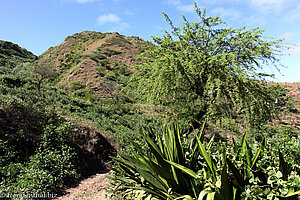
[0,40,37,73]
[37,31,152,99]
[0,31,299,199]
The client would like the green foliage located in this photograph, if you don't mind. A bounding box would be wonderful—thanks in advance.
[72,88,95,101]
[104,71,117,81]
[112,120,300,200]
[130,3,285,126]
[0,40,37,74]
[102,34,132,47]
[69,80,85,91]
[0,81,80,195]
[102,48,122,57]
[87,53,107,62]
[2,122,79,195]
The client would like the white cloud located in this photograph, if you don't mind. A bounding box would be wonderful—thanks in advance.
[97,13,130,32]
[167,0,181,6]
[251,0,285,5]
[177,4,194,12]
[97,13,121,25]
[212,7,241,20]
[286,41,300,56]
[124,9,134,16]
[73,0,95,3]
[282,32,295,40]
[285,4,300,21]
[250,0,286,12]
[166,0,195,13]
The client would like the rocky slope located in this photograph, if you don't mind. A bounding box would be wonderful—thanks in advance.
[37,31,151,99]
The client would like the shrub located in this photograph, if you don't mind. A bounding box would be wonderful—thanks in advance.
[87,53,106,62]
[69,81,84,91]
[102,48,122,57]
[111,120,300,200]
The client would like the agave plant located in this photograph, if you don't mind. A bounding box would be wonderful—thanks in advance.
[113,122,206,199]
[112,120,300,200]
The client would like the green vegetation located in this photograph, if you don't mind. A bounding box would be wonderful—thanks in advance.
[130,4,284,128]
[0,4,299,200]
[102,48,122,57]
[112,121,299,199]
[0,40,37,74]
[0,73,158,197]
[111,3,299,200]
[0,75,79,195]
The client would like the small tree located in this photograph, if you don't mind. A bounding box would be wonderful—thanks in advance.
[33,63,56,91]
[130,3,285,127]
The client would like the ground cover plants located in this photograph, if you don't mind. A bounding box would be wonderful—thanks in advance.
[0,2,299,199]
[111,121,299,199]
[110,3,300,200]
[0,74,159,198]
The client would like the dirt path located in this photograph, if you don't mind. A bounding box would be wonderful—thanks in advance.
[56,172,111,200]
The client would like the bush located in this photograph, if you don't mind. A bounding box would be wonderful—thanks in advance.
[111,120,300,200]
[102,48,122,57]
[69,81,84,91]
[87,53,106,62]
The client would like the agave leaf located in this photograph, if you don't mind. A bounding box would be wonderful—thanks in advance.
[132,186,171,200]
[245,142,253,167]
[175,195,195,200]
[250,137,265,169]
[278,150,290,180]
[165,160,197,179]
[198,190,210,200]
[240,132,247,155]
[136,190,146,199]
[157,130,164,153]
[220,162,232,200]
[226,158,245,189]
[119,153,151,171]
[116,155,169,191]
[232,138,238,153]
[139,169,169,190]
[174,122,185,164]
[195,129,217,182]
[148,159,181,190]
[206,135,215,151]
[284,190,300,198]
[143,130,164,158]
[206,192,216,200]
[190,145,201,170]
[190,127,205,169]
[143,132,169,170]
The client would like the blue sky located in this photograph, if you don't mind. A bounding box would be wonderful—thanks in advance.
[0,0,299,82]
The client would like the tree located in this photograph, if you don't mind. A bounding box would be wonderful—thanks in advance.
[130,3,285,127]
[33,63,56,91]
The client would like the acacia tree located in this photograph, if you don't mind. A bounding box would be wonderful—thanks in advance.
[130,3,285,127]
[33,63,56,91]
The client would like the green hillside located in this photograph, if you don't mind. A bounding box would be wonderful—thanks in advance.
[0,24,299,199]
[0,40,37,74]
[37,31,151,99]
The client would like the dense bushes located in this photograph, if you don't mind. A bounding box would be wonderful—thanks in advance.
[2,122,79,195]
[0,74,160,197]
[0,108,79,197]
[111,121,300,200]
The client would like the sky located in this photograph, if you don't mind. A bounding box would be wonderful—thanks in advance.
[0,0,299,82]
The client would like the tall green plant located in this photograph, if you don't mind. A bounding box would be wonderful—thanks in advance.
[112,121,300,200]
[129,3,285,126]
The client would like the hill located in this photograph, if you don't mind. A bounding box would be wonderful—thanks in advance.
[37,31,151,99]
[0,40,37,73]
[0,32,299,199]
